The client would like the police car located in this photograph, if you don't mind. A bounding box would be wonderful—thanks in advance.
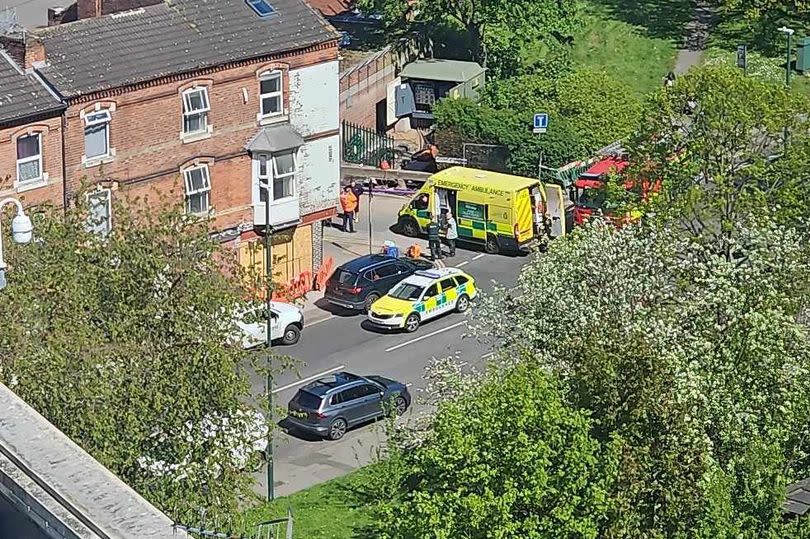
[367,268,478,333]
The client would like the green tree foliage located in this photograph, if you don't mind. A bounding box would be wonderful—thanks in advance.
[710,0,807,53]
[471,217,810,538]
[434,68,641,174]
[374,363,614,539]
[631,64,810,247]
[358,0,581,77]
[0,192,267,520]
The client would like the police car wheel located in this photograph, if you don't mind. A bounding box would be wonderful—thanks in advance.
[404,314,420,333]
[456,294,470,313]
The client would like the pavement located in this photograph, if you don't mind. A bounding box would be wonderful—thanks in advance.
[674,0,713,75]
[249,193,531,498]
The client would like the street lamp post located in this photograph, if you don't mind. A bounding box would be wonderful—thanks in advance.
[263,183,274,502]
[778,26,795,155]
[0,198,34,290]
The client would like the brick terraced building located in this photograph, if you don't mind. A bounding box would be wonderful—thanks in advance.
[0,0,341,282]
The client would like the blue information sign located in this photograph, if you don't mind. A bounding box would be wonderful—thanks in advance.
[533,113,549,133]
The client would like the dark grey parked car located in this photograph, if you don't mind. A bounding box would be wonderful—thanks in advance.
[285,372,411,440]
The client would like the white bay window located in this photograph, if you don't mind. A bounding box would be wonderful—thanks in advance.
[253,149,299,227]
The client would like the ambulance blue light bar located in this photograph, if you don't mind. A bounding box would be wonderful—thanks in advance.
[415,270,443,279]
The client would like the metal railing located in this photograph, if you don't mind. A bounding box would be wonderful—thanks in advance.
[342,120,395,167]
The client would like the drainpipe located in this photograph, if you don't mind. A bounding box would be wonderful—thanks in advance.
[61,112,69,211]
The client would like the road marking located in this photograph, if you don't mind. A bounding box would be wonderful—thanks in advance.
[406,383,413,387]
[481,352,494,359]
[304,314,334,328]
[384,321,467,353]
[472,253,485,261]
[272,364,345,394]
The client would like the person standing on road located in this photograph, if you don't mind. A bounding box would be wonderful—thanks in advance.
[340,186,357,233]
[427,216,442,261]
[445,211,458,257]
[350,180,364,222]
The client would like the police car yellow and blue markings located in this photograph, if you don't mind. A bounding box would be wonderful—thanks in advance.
[369,269,476,327]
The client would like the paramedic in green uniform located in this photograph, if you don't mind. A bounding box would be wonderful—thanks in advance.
[427,217,442,261]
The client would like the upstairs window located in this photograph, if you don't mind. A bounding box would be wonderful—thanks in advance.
[86,189,112,236]
[183,165,211,215]
[256,150,297,203]
[272,151,296,200]
[16,134,42,184]
[182,87,210,136]
[259,71,283,118]
[84,110,111,160]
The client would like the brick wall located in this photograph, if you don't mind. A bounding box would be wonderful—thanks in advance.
[0,116,65,210]
[61,43,338,233]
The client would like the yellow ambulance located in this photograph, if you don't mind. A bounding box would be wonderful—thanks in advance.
[396,167,566,254]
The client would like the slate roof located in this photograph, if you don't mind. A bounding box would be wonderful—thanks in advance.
[246,123,304,153]
[0,50,64,125]
[33,0,339,98]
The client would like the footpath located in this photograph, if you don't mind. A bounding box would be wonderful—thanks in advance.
[674,0,713,74]
[295,193,429,326]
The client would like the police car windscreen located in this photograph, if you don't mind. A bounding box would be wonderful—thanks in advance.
[389,283,424,301]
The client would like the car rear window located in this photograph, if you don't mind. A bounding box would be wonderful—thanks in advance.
[334,269,357,285]
[294,390,322,409]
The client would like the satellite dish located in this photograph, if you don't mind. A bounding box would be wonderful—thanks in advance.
[0,7,19,35]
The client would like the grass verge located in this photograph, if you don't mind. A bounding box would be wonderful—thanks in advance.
[241,466,375,539]
[570,9,678,97]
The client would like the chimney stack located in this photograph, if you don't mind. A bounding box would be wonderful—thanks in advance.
[77,0,102,19]
[47,6,67,25]
[0,32,46,69]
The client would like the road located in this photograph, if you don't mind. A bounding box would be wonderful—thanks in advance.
[250,195,531,497]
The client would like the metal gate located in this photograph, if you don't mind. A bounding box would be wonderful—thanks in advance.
[342,120,395,166]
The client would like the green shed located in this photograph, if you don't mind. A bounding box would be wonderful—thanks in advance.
[399,59,487,101]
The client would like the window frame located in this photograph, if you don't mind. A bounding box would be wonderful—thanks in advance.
[255,150,298,204]
[246,0,277,17]
[83,110,112,160]
[16,133,43,185]
[181,86,211,136]
[86,188,113,236]
[271,150,297,201]
[423,283,439,299]
[258,70,284,119]
[439,278,457,292]
[183,164,212,215]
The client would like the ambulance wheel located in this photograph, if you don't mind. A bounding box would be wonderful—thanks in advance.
[398,216,420,238]
[455,294,470,313]
[485,234,500,254]
[404,313,420,333]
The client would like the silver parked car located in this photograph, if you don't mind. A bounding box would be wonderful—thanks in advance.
[285,372,411,440]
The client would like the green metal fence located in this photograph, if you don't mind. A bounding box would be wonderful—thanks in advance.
[342,120,395,166]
